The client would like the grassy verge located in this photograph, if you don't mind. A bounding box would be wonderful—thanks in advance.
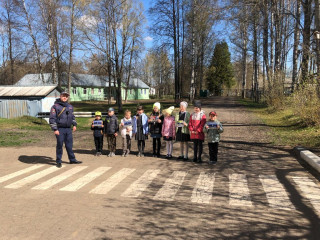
[0,99,177,147]
[239,98,320,148]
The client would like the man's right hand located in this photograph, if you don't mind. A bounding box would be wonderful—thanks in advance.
[54,130,60,135]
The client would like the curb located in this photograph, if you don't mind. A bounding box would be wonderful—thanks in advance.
[294,146,320,174]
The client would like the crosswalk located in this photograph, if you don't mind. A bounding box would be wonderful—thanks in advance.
[1,165,320,215]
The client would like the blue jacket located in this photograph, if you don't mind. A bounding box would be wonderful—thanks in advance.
[132,113,149,135]
[49,99,77,131]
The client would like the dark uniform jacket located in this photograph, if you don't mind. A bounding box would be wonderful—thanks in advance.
[149,112,164,135]
[49,99,77,131]
[104,114,119,135]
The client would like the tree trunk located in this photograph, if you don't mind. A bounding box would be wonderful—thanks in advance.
[301,0,312,83]
[315,0,320,92]
[292,0,301,92]
[22,0,44,83]
[67,0,76,95]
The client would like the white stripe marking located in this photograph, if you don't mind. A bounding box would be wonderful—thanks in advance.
[32,166,88,190]
[90,168,135,194]
[0,165,44,183]
[60,167,111,192]
[122,169,160,198]
[5,166,60,189]
[229,174,252,207]
[292,176,320,216]
[153,171,187,201]
[191,172,215,204]
[260,175,294,210]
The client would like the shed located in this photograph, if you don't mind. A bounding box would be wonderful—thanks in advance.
[0,85,61,118]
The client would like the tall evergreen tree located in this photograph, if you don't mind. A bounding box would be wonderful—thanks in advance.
[207,41,234,95]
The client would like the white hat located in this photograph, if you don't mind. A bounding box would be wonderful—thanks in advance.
[163,106,175,115]
[180,101,188,108]
[153,102,161,110]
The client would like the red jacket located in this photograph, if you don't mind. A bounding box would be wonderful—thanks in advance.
[188,112,206,140]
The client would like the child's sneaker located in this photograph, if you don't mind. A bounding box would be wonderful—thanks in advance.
[122,152,126,157]
[107,152,112,157]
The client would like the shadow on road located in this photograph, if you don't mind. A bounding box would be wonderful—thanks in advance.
[18,155,66,165]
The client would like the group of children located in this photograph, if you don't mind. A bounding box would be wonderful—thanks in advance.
[90,101,223,164]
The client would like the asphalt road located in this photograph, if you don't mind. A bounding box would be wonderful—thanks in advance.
[0,96,320,240]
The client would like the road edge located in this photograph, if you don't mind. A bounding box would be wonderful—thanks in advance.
[294,146,320,174]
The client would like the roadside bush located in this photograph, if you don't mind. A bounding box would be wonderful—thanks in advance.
[291,84,320,126]
[264,80,286,111]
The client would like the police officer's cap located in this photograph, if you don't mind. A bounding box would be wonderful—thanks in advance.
[60,91,70,96]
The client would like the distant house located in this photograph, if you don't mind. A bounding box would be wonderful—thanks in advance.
[16,73,150,101]
[0,85,61,118]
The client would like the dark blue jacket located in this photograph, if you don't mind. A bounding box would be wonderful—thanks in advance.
[104,114,119,134]
[49,99,77,131]
[91,119,104,137]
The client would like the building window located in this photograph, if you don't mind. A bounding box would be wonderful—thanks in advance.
[98,88,102,94]
[140,89,143,94]
[91,88,94,95]
[83,88,87,94]
[144,89,146,94]
[73,88,77,95]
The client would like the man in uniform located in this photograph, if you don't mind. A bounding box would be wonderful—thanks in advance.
[49,92,82,168]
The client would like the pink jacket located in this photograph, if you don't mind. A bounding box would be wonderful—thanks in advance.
[162,116,176,138]
[188,112,206,140]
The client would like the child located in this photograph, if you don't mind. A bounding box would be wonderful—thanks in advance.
[104,107,119,157]
[148,102,164,158]
[120,110,133,157]
[162,106,175,159]
[175,101,190,161]
[205,111,223,164]
[132,105,149,157]
[188,102,206,163]
[91,111,104,156]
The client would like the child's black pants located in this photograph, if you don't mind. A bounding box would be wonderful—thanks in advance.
[94,136,103,152]
[208,142,219,162]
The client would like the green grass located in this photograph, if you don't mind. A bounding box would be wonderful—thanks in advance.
[239,98,320,148]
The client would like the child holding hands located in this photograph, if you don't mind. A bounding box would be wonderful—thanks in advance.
[175,101,190,161]
[91,111,104,156]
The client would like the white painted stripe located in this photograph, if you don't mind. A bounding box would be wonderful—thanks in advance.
[229,174,253,207]
[292,176,320,216]
[122,169,161,198]
[0,165,44,183]
[60,167,111,192]
[5,166,60,189]
[191,172,215,204]
[153,171,187,201]
[32,166,88,190]
[260,175,294,210]
[90,168,135,194]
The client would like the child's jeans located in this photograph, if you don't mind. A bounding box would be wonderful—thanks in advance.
[94,136,103,152]
[208,142,218,162]
[122,135,131,153]
[192,139,203,160]
[152,137,161,155]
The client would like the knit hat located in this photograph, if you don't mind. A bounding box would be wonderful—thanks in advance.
[180,101,188,109]
[95,111,102,116]
[163,106,175,115]
[194,101,201,109]
[153,102,161,110]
